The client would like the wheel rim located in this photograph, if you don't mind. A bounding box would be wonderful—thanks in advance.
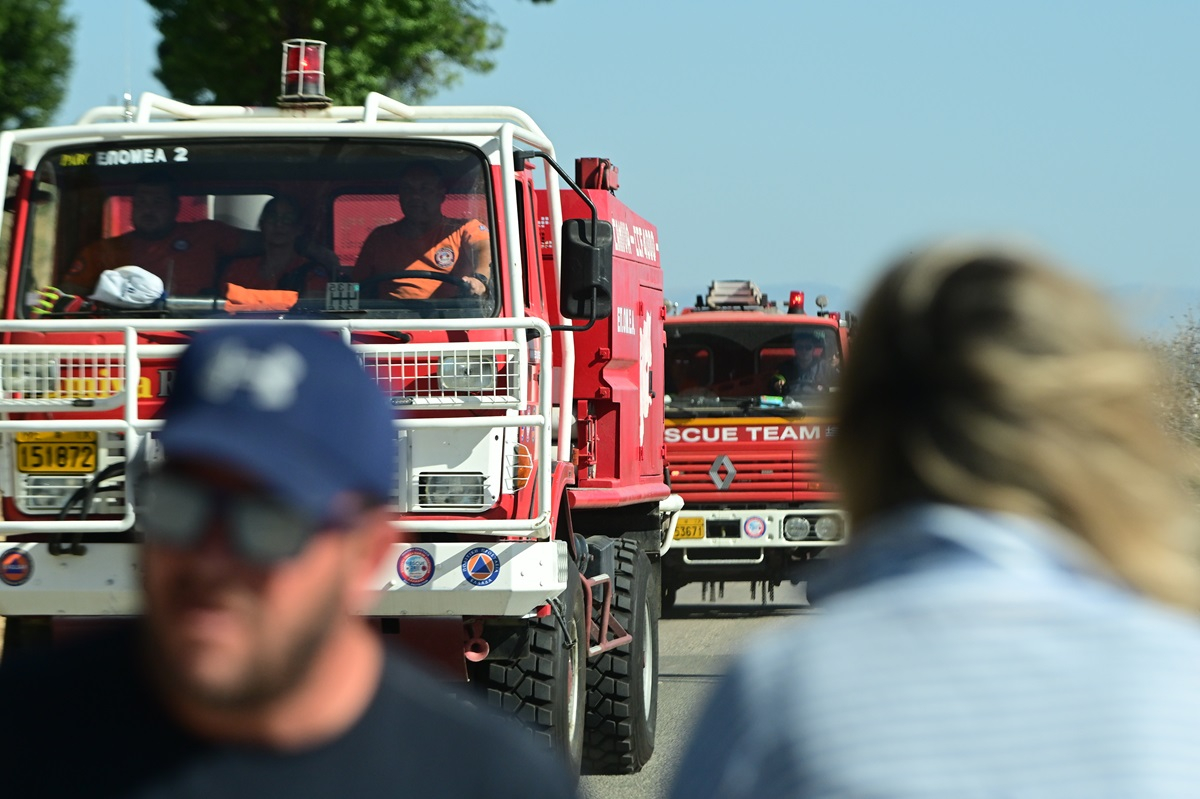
[567,617,583,740]
[640,602,654,720]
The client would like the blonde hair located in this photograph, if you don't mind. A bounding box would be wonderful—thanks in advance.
[828,239,1200,610]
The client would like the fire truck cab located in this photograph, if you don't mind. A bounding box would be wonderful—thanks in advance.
[0,41,677,775]
[662,280,851,607]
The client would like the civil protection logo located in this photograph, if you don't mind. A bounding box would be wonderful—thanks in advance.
[461,547,501,586]
[0,547,33,587]
[434,246,455,267]
[397,547,435,587]
[744,516,767,538]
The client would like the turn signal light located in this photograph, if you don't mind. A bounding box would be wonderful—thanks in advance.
[512,443,533,490]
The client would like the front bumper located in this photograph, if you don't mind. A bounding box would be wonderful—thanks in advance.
[670,506,847,551]
[0,541,568,618]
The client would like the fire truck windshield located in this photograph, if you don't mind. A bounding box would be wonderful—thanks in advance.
[14,138,497,320]
[664,322,842,418]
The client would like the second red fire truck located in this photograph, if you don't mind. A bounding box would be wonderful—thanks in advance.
[662,280,852,608]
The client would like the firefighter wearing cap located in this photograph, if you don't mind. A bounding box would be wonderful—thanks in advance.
[771,331,835,395]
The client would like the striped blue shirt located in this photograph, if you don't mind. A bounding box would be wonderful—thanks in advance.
[669,504,1200,798]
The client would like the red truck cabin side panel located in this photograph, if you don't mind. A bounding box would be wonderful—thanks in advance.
[538,189,667,504]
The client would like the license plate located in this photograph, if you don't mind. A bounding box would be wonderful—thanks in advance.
[674,517,705,540]
[15,432,98,474]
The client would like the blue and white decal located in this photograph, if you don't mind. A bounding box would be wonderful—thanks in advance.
[461,547,501,586]
[744,516,767,539]
[396,547,435,587]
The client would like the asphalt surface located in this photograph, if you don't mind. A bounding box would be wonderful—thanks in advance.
[581,581,814,799]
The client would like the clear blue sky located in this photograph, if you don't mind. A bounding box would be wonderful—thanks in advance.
[57,0,1200,314]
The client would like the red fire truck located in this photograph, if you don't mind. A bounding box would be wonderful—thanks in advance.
[662,280,851,608]
[0,41,679,774]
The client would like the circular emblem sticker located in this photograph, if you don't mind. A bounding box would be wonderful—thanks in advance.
[0,547,33,587]
[397,547,435,587]
[744,516,767,539]
[434,246,455,267]
[461,547,501,586]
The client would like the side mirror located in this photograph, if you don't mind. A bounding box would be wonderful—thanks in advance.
[560,218,613,320]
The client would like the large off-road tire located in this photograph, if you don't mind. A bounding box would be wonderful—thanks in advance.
[582,538,659,774]
[467,578,587,772]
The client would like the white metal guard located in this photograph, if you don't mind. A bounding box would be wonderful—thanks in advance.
[0,317,554,538]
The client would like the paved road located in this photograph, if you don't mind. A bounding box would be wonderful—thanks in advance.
[581,581,814,799]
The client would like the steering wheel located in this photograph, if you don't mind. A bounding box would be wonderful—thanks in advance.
[358,270,478,298]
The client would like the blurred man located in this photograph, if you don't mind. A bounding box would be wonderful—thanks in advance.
[354,163,492,300]
[0,324,575,798]
[671,241,1200,798]
[61,173,257,296]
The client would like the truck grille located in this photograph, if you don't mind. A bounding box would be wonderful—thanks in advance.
[0,343,525,411]
[0,318,551,538]
[666,448,834,504]
[363,344,521,407]
[13,433,128,516]
[0,348,127,410]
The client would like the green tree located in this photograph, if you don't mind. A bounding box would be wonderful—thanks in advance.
[0,0,74,130]
[147,0,517,106]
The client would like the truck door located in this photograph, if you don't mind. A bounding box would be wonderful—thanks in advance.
[639,280,664,480]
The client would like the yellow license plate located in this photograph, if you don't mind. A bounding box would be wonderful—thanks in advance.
[674,517,705,540]
[15,432,98,474]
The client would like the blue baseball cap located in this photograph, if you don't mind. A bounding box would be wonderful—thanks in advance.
[159,324,397,523]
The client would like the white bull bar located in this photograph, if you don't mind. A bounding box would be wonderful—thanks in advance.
[0,317,553,535]
[0,541,567,617]
[0,317,565,619]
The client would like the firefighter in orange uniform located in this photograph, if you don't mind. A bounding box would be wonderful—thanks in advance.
[61,174,258,297]
[354,164,492,300]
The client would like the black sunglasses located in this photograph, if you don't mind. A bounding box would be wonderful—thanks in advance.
[136,473,327,565]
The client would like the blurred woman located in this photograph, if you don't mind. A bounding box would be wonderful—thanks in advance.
[670,239,1200,799]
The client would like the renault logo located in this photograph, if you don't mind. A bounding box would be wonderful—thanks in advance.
[709,454,736,490]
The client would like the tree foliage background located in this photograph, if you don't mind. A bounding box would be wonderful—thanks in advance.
[146,0,550,106]
[0,0,74,130]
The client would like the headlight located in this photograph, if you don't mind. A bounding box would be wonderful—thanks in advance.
[438,355,497,392]
[783,516,811,541]
[1,356,60,397]
[815,517,843,541]
[418,472,488,508]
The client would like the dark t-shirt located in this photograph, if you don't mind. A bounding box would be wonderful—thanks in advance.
[0,627,576,798]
